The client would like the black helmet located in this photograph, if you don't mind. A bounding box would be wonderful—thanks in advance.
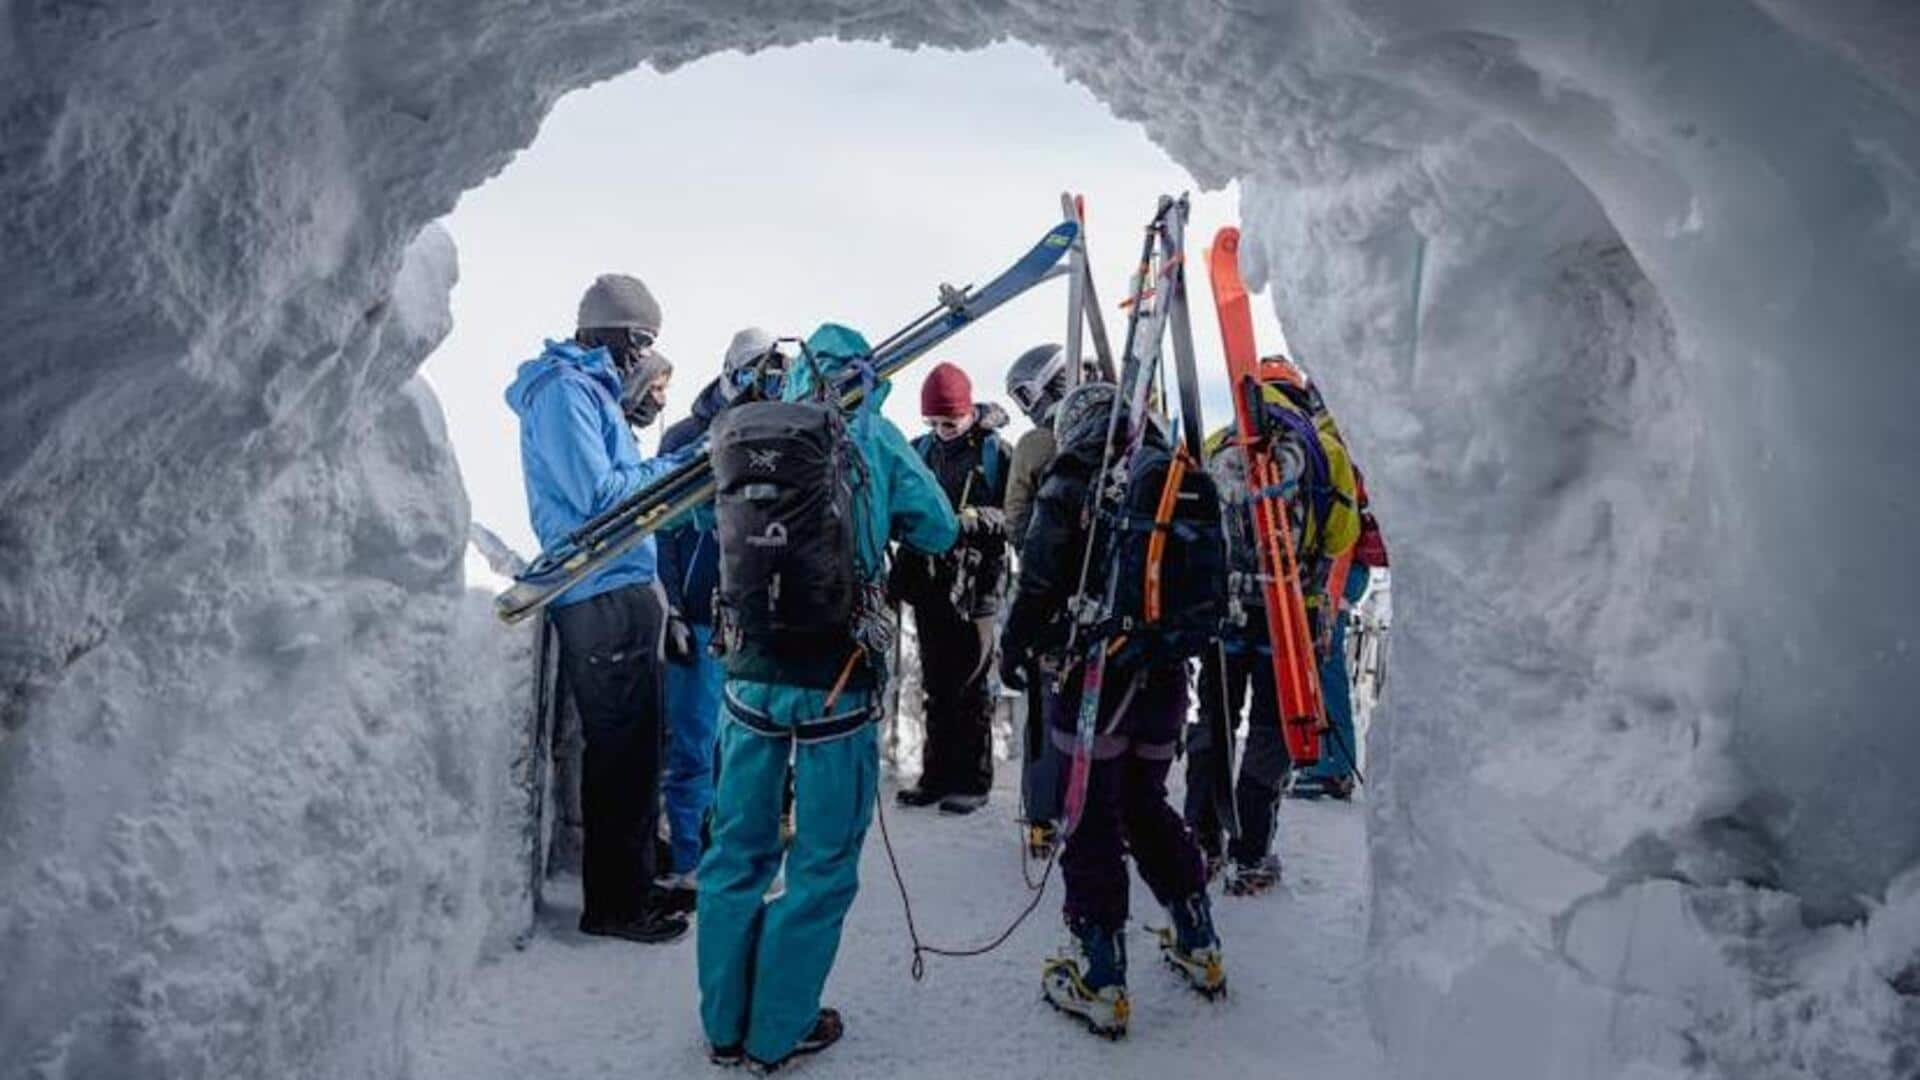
[1006,343,1069,426]
[1053,380,1123,452]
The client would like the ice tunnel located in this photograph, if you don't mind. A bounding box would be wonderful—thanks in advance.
[2,2,1917,1077]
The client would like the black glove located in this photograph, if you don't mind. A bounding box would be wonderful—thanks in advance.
[665,612,696,665]
[999,648,1030,693]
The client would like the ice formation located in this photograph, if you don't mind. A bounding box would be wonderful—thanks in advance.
[2,3,1915,1078]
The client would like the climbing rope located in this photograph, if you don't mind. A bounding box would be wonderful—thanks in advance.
[874,790,1059,982]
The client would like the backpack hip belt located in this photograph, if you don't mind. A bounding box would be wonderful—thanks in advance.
[723,686,879,745]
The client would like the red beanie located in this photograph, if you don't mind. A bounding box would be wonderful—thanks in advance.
[920,362,973,416]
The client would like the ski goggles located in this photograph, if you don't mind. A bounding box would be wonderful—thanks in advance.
[1010,382,1055,420]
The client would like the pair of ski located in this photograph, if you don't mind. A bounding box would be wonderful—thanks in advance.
[493,218,1080,625]
[1057,195,1246,842]
[1056,206,1328,844]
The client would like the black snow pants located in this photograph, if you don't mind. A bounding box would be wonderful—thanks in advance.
[550,582,667,920]
[914,602,996,798]
[1184,647,1291,866]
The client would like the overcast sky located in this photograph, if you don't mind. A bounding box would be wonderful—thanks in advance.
[423,40,1288,555]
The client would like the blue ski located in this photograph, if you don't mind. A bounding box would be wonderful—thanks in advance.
[495,219,1079,625]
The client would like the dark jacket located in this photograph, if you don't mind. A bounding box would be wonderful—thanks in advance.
[892,403,1013,619]
[657,379,729,624]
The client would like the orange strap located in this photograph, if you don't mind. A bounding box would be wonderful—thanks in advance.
[1143,449,1190,623]
[822,646,866,711]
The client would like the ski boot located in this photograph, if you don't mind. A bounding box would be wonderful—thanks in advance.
[1042,919,1130,1039]
[1155,893,1227,998]
[1223,855,1281,897]
[1026,821,1059,861]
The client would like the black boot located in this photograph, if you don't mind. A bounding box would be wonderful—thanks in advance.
[578,906,689,945]
[895,786,945,808]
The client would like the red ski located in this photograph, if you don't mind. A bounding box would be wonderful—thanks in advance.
[1207,228,1324,766]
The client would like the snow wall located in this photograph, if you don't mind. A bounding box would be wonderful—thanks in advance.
[2,2,1916,1078]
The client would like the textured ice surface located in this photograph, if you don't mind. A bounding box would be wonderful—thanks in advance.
[1,3,1916,1078]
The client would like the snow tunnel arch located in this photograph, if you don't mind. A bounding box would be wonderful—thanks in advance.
[3,4,1917,1078]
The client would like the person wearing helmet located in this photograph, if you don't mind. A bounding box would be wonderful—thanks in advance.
[1003,343,1084,544]
[1000,381,1224,1036]
[696,324,958,1072]
[1000,343,1079,853]
[891,362,1013,815]
[1184,353,1360,889]
[654,327,778,910]
[503,273,694,945]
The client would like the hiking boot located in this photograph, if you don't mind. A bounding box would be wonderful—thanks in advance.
[577,906,689,945]
[747,1008,843,1074]
[894,786,945,808]
[1042,919,1129,1039]
[1156,892,1227,998]
[653,875,698,917]
[938,792,988,816]
[1289,774,1329,800]
[1223,854,1282,897]
[709,1043,745,1067]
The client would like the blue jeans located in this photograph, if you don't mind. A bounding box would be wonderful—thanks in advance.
[697,693,878,1063]
[1306,564,1370,781]
[663,623,723,875]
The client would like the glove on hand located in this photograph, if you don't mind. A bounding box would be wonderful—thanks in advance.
[665,613,696,665]
[999,649,1030,693]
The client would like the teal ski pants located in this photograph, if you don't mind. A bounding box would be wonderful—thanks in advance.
[696,700,878,1062]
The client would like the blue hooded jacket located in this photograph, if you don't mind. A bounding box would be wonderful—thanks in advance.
[505,338,684,607]
[657,378,729,624]
[725,323,959,719]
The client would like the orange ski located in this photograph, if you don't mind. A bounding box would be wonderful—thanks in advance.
[1207,228,1325,765]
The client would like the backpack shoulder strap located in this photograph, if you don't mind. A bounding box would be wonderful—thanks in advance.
[981,435,1007,497]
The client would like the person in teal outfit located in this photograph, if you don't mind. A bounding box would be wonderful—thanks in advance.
[696,324,959,1072]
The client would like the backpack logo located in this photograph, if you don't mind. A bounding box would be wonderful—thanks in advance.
[747,448,782,472]
[747,522,789,548]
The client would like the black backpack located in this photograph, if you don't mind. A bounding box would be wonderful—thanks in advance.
[1103,442,1229,665]
[709,398,868,690]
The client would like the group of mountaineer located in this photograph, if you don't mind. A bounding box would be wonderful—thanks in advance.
[503,215,1388,1071]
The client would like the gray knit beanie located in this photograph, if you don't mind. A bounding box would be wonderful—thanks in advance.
[577,273,663,335]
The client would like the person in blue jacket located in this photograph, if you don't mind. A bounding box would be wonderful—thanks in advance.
[504,273,690,945]
[697,324,959,1072]
[655,326,777,902]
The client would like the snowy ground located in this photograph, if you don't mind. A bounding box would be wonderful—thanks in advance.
[415,769,1382,1080]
